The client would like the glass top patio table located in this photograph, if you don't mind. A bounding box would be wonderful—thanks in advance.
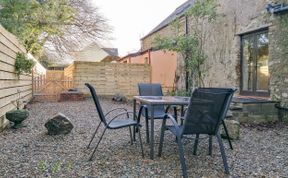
[133,96,190,159]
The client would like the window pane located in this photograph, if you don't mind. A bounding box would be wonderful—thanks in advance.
[256,33,269,91]
[242,37,254,91]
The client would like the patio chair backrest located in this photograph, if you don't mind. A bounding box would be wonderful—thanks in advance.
[182,88,235,135]
[198,87,237,121]
[138,83,163,96]
[85,83,107,126]
[138,83,165,113]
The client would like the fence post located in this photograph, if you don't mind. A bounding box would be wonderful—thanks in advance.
[32,70,34,97]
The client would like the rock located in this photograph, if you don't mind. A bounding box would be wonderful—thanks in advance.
[112,93,127,102]
[221,119,240,140]
[44,113,73,135]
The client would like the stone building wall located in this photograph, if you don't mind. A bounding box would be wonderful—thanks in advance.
[141,0,288,103]
[269,11,288,105]
[141,23,178,52]
[193,0,272,89]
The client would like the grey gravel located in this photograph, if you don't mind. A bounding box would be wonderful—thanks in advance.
[0,98,287,177]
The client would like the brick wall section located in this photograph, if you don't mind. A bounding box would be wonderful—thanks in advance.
[70,61,151,96]
[0,25,32,131]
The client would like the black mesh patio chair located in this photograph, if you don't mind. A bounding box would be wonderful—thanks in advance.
[85,83,144,161]
[138,83,177,143]
[197,87,237,151]
[158,88,235,178]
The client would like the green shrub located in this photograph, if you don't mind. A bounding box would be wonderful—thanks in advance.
[15,52,35,78]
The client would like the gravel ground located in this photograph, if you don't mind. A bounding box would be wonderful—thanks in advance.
[0,98,288,178]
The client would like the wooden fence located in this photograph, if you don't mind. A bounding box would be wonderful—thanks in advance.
[0,25,32,131]
[33,70,73,101]
[66,61,151,96]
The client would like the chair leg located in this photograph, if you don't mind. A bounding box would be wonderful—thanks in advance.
[134,105,144,141]
[216,133,230,174]
[173,106,178,123]
[129,126,133,145]
[87,122,102,149]
[208,135,213,155]
[137,125,144,157]
[177,136,188,178]
[158,118,167,157]
[145,118,150,143]
[222,120,233,150]
[193,134,199,155]
[89,127,107,161]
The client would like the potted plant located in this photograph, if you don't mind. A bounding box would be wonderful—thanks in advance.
[5,90,29,128]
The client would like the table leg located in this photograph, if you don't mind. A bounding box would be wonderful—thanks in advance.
[150,105,154,159]
[133,99,136,141]
[181,105,184,125]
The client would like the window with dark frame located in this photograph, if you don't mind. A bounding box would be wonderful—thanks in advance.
[240,30,270,96]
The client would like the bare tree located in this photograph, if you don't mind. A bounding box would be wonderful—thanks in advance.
[42,0,112,66]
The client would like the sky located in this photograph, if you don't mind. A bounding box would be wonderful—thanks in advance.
[92,0,186,57]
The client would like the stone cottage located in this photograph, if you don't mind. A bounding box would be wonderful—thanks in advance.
[141,0,288,105]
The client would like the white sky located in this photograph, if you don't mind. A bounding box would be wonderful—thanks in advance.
[92,0,186,56]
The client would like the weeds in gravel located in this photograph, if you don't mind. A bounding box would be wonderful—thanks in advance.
[38,160,72,176]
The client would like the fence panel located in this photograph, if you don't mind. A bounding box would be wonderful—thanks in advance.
[72,61,151,96]
[0,25,32,131]
[33,70,74,101]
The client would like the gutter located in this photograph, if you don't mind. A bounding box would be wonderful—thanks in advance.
[266,3,288,14]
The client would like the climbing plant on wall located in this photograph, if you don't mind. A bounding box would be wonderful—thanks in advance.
[153,0,218,93]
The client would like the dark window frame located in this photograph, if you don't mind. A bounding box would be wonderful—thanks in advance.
[240,29,270,97]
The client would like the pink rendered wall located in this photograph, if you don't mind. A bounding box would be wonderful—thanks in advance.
[129,53,149,64]
[150,50,177,92]
[119,50,177,93]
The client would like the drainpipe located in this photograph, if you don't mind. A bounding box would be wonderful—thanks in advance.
[148,49,151,65]
[148,49,152,83]
[185,15,189,92]
[185,15,189,35]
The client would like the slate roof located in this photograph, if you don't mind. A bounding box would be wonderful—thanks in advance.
[102,48,119,57]
[141,0,194,40]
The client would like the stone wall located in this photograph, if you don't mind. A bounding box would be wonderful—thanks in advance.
[141,23,179,51]
[141,0,288,104]
[202,0,273,89]
[230,101,279,124]
[269,11,288,105]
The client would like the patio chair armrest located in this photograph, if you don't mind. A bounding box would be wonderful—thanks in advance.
[179,107,188,120]
[164,105,178,113]
[139,105,148,111]
[137,105,147,122]
[139,104,149,117]
[165,113,179,127]
[107,111,135,125]
[104,107,128,117]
